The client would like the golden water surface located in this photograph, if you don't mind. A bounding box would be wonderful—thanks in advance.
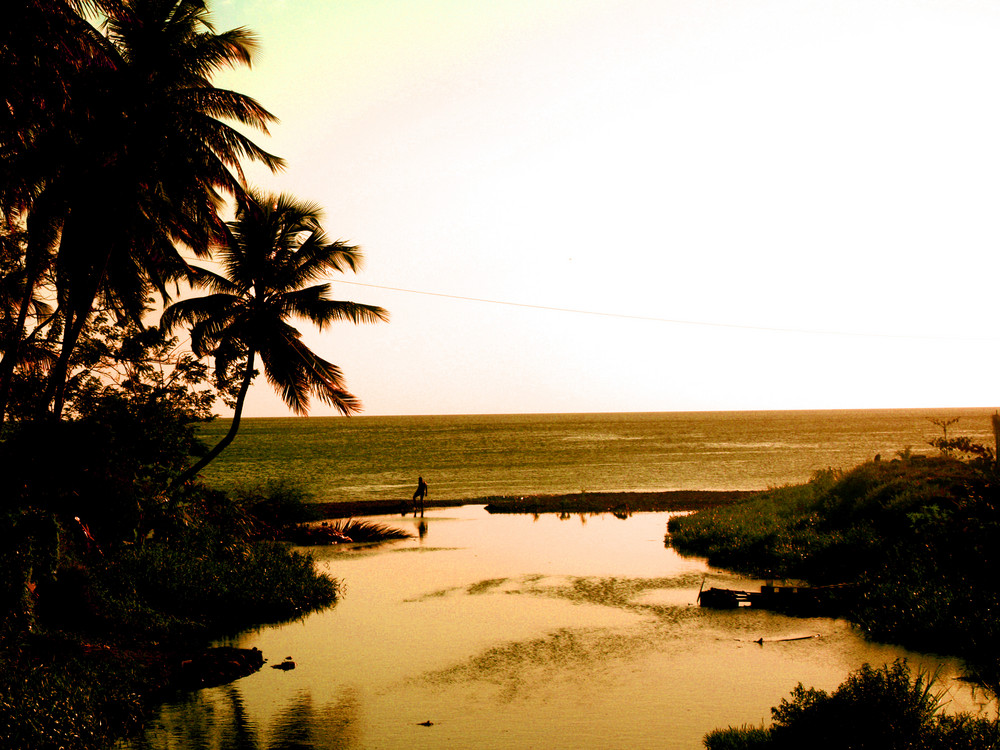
[133,506,996,749]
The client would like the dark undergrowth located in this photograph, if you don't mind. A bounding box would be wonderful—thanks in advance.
[0,478,341,750]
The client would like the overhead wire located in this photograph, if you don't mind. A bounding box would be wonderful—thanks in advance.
[329,279,993,342]
[179,254,992,342]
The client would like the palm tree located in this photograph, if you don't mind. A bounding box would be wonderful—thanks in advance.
[0,0,284,421]
[0,0,116,420]
[161,191,388,486]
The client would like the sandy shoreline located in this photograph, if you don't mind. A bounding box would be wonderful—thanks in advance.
[311,489,756,519]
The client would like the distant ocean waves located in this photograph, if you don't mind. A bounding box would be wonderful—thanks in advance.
[196,408,998,503]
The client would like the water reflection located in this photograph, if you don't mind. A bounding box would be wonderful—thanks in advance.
[128,506,997,750]
[132,685,361,750]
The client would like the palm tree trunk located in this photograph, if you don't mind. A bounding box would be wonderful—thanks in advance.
[0,281,36,422]
[41,219,115,420]
[170,350,255,490]
[0,215,57,423]
[42,304,89,419]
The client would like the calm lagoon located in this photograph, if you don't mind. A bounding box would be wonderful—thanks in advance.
[128,506,995,750]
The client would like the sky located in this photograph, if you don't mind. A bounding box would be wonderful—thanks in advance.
[197,0,1000,417]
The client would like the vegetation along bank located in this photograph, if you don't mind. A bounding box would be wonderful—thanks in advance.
[669,435,1000,747]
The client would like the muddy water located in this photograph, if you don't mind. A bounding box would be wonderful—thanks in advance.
[131,507,996,749]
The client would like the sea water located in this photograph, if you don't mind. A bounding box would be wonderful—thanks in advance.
[197,407,998,503]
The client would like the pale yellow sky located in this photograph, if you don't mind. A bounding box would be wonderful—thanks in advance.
[200,0,1000,417]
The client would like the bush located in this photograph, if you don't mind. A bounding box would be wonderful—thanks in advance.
[769,661,940,748]
[704,661,1000,750]
[237,480,324,532]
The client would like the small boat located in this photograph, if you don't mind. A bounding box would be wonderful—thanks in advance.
[697,587,753,609]
[698,580,854,614]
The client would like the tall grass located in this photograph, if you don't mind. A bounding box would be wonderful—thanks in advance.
[92,536,339,640]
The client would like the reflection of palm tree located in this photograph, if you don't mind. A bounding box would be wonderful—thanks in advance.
[134,684,360,749]
[268,689,361,750]
[220,686,260,750]
[269,693,315,749]
[163,191,388,485]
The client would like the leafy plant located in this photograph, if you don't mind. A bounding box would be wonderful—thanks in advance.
[705,660,1000,750]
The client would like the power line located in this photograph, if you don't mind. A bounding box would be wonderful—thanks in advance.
[177,253,992,342]
[331,279,995,342]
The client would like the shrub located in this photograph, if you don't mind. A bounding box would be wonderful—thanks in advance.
[238,480,324,532]
[704,661,1000,750]
[769,661,940,748]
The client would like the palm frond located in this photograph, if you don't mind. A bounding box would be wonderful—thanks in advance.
[160,292,241,332]
[278,289,389,329]
[292,236,364,284]
[188,25,260,75]
[185,264,242,295]
[258,326,361,416]
[190,114,285,173]
[176,87,279,134]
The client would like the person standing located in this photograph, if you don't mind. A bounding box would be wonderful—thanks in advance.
[412,476,428,517]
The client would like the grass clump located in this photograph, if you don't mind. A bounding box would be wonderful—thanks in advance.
[327,518,412,542]
[285,517,413,545]
[705,660,1000,750]
[231,483,413,545]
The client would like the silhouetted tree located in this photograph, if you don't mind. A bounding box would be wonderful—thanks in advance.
[162,191,388,486]
[0,0,283,421]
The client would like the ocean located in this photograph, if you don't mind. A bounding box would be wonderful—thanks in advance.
[196,407,998,504]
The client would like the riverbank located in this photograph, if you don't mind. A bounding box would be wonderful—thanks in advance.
[309,489,756,519]
[669,449,1000,687]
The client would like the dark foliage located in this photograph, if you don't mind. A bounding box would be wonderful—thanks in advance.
[705,661,1000,750]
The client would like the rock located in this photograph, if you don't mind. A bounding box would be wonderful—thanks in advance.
[175,646,264,689]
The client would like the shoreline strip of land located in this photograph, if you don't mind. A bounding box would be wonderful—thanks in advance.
[311,489,756,519]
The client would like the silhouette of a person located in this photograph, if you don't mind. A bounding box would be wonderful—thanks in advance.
[412,476,428,517]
